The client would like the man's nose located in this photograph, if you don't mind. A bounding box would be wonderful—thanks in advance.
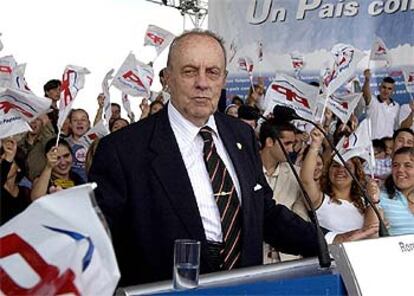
[195,71,209,90]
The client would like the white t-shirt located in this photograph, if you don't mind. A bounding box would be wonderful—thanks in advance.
[398,103,414,130]
[367,95,400,139]
[317,194,364,233]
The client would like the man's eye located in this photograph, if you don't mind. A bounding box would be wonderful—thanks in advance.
[183,69,197,76]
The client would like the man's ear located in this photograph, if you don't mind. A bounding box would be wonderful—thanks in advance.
[265,137,275,148]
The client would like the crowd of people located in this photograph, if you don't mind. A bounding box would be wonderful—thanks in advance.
[1,29,413,286]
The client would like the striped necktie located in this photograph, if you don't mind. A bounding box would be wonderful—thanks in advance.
[199,126,241,270]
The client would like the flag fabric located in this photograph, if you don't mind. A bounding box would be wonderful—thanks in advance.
[257,41,264,63]
[0,111,31,140]
[0,184,120,295]
[101,69,114,126]
[238,56,254,74]
[228,39,238,64]
[57,65,90,130]
[369,36,392,66]
[326,92,362,124]
[290,51,305,72]
[334,118,375,169]
[0,55,17,88]
[324,44,365,98]
[143,25,175,57]
[78,120,109,149]
[121,92,134,119]
[11,63,32,92]
[402,68,414,93]
[263,73,319,121]
[112,53,154,98]
[0,33,3,51]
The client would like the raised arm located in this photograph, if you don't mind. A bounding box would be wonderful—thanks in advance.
[362,69,373,106]
[31,147,58,200]
[93,93,105,127]
[300,127,324,208]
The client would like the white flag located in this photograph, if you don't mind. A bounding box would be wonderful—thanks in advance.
[326,92,362,124]
[228,39,238,64]
[0,184,120,295]
[0,55,17,88]
[0,33,3,51]
[101,69,114,126]
[290,51,305,71]
[238,56,254,73]
[144,25,175,57]
[0,111,31,140]
[112,53,154,97]
[257,41,264,63]
[11,63,32,92]
[324,44,365,98]
[57,65,90,129]
[334,119,374,169]
[263,73,319,121]
[0,87,51,122]
[78,120,109,149]
[402,68,414,93]
[369,36,392,66]
[121,92,134,119]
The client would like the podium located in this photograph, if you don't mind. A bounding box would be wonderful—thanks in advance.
[116,258,345,295]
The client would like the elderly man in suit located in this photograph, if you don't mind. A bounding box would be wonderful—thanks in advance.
[89,30,375,286]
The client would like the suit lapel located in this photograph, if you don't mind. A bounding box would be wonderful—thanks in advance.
[149,109,206,242]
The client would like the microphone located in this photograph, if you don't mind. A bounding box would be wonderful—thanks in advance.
[272,105,389,237]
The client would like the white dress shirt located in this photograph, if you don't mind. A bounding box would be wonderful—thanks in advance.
[168,103,241,242]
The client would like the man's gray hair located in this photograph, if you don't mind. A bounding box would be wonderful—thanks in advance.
[166,29,227,69]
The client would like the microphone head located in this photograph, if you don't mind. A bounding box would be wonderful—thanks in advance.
[272,105,300,123]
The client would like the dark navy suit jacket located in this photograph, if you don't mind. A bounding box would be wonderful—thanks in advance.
[89,107,319,286]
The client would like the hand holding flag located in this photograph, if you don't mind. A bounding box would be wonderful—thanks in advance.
[101,69,114,126]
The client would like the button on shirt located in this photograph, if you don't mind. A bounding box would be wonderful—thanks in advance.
[168,103,241,242]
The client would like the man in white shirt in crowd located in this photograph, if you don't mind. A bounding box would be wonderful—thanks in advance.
[362,69,399,139]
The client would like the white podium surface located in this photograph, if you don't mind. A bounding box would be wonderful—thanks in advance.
[330,234,414,296]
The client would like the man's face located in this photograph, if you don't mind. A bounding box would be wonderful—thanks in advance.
[46,86,61,102]
[166,34,226,127]
[379,82,394,101]
[393,131,414,153]
[270,130,296,162]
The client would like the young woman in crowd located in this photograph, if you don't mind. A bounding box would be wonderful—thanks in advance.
[31,138,85,200]
[110,118,129,133]
[368,147,414,235]
[301,127,377,233]
[1,137,31,225]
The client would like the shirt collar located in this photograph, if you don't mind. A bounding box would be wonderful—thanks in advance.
[168,102,219,147]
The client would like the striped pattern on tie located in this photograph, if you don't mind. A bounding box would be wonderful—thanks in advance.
[199,126,241,270]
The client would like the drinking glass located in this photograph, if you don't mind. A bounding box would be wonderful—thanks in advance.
[173,239,200,290]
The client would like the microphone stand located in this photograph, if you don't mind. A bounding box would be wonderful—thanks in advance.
[297,117,389,237]
[260,115,332,268]
[274,136,332,268]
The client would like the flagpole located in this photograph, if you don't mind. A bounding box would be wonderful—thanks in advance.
[319,92,329,124]
[55,129,61,147]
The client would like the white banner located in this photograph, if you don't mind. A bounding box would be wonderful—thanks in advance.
[0,33,3,51]
[0,184,120,295]
[263,73,319,120]
[57,65,90,129]
[402,68,414,94]
[327,92,362,124]
[370,36,392,66]
[144,24,175,57]
[11,63,32,93]
[0,55,17,88]
[101,69,114,126]
[324,44,366,98]
[238,56,254,73]
[78,120,109,149]
[121,92,134,119]
[112,53,154,98]
[334,118,374,169]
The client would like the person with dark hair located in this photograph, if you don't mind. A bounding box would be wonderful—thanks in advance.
[367,147,414,235]
[259,119,310,263]
[31,137,85,200]
[1,137,31,225]
[393,127,414,153]
[43,79,61,133]
[245,84,264,113]
[108,103,122,129]
[231,95,244,107]
[301,127,377,234]
[110,118,129,133]
[382,136,394,157]
[224,104,239,118]
[238,104,260,129]
[362,70,399,139]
